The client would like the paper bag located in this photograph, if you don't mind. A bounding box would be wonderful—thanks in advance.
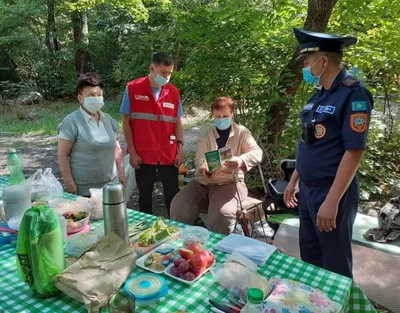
[52,232,137,312]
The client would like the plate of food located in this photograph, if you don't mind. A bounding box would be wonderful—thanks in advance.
[130,217,181,257]
[164,248,215,286]
[136,244,180,274]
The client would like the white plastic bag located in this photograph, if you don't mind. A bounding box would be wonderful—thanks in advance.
[65,233,99,258]
[88,188,103,220]
[27,168,63,201]
[124,155,136,202]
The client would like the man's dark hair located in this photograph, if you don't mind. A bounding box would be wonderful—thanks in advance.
[152,51,174,66]
[76,72,104,94]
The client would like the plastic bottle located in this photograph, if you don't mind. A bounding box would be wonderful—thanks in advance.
[7,149,25,185]
[241,288,264,313]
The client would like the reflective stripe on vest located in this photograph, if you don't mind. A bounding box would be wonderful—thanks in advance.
[131,113,177,124]
[131,113,157,121]
[160,115,177,123]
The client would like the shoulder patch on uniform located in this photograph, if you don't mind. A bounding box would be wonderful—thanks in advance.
[351,101,367,111]
[342,78,359,87]
[350,113,368,133]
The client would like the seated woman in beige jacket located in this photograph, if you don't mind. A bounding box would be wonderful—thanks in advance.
[170,97,263,235]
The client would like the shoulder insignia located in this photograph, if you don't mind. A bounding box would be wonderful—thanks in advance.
[342,77,359,87]
[350,113,368,133]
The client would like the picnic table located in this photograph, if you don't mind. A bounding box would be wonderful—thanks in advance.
[0,176,377,313]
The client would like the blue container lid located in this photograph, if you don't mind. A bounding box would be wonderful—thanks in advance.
[124,274,168,302]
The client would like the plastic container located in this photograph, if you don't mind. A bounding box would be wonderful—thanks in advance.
[181,226,209,251]
[241,288,264,313]
[7,149,25,185]
[62,210,90,234]
[2,183,31,222]
[124,274,168,307]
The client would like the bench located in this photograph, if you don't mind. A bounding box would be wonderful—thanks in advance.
[272,213,400,312]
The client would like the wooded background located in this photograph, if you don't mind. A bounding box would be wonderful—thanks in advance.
[0,0,399,198]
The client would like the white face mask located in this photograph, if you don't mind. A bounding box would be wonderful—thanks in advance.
[83,96,104,114]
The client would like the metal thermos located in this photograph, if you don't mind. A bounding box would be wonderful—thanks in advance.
[103,182,129,243]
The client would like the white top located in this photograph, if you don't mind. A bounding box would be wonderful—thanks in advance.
[59,107,110,143]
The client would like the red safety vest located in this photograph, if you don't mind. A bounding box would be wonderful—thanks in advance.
[127,76,180,165]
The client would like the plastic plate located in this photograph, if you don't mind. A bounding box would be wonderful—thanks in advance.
[136,245,179,274]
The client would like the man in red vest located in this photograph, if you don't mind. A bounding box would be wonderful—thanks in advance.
[120,51,184,215]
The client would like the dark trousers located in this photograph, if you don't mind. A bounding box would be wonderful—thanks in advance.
[135,163,179,216]
[298,178,359,278]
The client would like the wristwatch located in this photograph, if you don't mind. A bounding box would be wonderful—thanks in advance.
[177,140,184,145]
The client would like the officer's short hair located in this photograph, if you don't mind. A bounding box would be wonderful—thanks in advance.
[316,51,343,66]
[152,51,174,67]
[76,72,104,95]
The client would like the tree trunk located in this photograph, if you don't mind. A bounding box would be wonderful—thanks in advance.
[173,39,181,71]
[45,0,59,53]
[72,10,91,74]
[265,0,339,144]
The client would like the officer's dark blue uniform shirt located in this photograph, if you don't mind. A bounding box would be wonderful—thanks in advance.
[296,68,373,184]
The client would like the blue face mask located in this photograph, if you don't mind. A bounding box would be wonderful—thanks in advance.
[214,116,232,130]
[154,73,170,86]
[302,57,325,86]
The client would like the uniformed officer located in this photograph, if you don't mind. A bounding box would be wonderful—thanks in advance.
[284,28,373,278]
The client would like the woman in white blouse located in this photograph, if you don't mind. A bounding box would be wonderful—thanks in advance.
[58,72,126,196]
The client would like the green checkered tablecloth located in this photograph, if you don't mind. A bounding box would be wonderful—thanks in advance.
[0,177,376,313]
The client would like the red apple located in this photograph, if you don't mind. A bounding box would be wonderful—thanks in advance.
[177,260,191,274]
[200,250,215,268]
[186,242,203,254]
[183,272,196,281]
[179,248,194,260]
[174,258,186,267]
[191,268,205,278]
[191,253,208,270]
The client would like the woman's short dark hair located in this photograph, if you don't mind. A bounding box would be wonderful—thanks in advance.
[76,72,104,94]
[152,51,174,66]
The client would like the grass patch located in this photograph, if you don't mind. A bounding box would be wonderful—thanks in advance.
[0,100,122,136]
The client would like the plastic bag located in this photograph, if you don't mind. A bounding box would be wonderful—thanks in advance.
[65,233,99,258]
[124,155,136,202]
[88,188,103,220]
[16,205,65,298]
[211,262,270,303]
[27,168,63,201]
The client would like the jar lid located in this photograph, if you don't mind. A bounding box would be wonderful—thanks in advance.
[124,274,168,301]
[247,288,264,304]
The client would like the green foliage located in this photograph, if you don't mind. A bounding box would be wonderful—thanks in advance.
[0,0,399,198]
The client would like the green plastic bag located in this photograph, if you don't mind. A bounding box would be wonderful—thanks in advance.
[16,205,65,298]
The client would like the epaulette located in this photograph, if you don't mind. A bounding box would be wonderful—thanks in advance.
[342,77,360,87]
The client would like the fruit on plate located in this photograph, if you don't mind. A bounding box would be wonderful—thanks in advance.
[191,253,208,270]
[186,242,203,254]
[200,250,215,268]
[179,248,194,260]
[183,272,195,281]
[177,260,191,274]
[169,250,215,282]
[143,248,179,271]
[174,258,186,267]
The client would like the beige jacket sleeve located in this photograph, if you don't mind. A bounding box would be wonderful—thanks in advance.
[238,127,263,172]
[195,128,209,170]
